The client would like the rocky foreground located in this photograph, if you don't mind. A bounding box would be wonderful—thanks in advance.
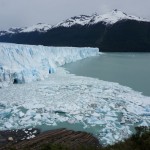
[0,127,150,150]
[0,128,100,150]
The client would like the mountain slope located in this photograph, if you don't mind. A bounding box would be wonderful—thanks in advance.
[0,10,150,52]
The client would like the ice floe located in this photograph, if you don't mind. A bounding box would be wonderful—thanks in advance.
[0,67,150,145]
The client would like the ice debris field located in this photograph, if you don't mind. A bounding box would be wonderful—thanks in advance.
[0,43,150,145]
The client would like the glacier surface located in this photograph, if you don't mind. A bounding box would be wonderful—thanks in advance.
[0,43,99,87]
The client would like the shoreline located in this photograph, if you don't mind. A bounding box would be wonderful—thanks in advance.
[0,128,100,150]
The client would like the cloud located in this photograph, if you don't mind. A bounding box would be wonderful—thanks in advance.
[0,0,150,30]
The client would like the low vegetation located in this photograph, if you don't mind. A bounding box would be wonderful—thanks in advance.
[39,126,150,150]
[102,126,150,150]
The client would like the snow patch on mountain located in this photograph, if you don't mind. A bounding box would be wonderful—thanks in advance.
[0,23,52,36]
[54,15,95,28]
[0,43,99,87]
[90,9,149,25]
[0,28,24,36]
[21,23,52,33]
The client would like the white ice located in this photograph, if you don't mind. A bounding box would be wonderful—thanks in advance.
[0,43,150,145]
[0,67,150,145]
[0,43,99,87]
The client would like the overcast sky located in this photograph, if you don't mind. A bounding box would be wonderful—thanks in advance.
[0,0,150,30]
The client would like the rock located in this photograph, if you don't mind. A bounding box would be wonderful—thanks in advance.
[0,139,7,143]
[8,137,13,141]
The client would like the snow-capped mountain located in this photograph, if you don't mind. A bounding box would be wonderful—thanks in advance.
[0,23,51,36]
[0,10,148,35]
[21,23,52,33]
[0,10,150,52]
[0,28,24,36]
[54,15,95,28]
[89,9,149,25]
[54,9,149,28]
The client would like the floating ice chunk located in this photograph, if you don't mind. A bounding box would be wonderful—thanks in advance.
[33,130,37,134]
[87,117,106,125]
[0,108,11,118]
[26,110,36,117]
[120,118,126,124]
[25,131,28,134]
[105,116,117,121]
[114,134,120,140]
[21,116,31,122]
[145,106,150,112]
[19,111,25,118]
[92,112,100,117]
[139,121,149,127]
[34,114,41,120]
[141,111,150,116]
[106,111,117,117]
[26,135,35,139]
[75,115,83,121]
[68,118,76,124]
[4,122,13,129]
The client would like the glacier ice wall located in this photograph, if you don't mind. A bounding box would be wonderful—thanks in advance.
[0,43,99,86]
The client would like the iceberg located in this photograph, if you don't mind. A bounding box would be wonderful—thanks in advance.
[0,43,99,86]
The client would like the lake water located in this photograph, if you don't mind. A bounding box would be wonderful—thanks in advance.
[1,53,150,145]
[64,53,150,96]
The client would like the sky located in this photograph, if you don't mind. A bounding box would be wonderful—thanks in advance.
[0,0,150,30]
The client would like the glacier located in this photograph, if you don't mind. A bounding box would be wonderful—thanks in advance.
[0,43,99,87]
[0,43,150,145]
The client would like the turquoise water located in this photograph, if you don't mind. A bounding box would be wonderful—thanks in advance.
[64,53,150,96]
[1,53,150,145]
[36,122,100,136]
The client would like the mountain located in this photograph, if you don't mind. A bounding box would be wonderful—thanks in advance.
[0,10,150,52]
[54,9,148,27]
[0,23,51,36]
[20,23,52,33]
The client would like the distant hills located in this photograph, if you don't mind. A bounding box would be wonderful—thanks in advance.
[0,10,150,52]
